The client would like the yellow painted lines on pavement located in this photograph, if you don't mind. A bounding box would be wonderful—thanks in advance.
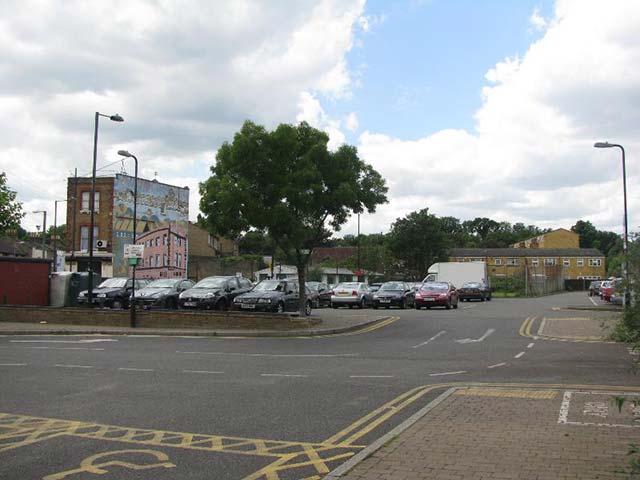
[295,316,401,339]
[456,388,557,400]
[518,316,617,344]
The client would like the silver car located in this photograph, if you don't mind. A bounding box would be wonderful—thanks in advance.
[330,282,372,309]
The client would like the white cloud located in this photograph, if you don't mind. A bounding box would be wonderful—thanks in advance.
[345,112,359,132]
[529,7,548,32]
[296,91,348,151]
[347,0,640,236]
[0,0,365,230]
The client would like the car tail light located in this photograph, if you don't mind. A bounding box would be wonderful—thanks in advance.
[329,290,334,295]
[352,290,357,295]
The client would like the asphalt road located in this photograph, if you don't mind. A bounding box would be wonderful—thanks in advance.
[0,292,636,480]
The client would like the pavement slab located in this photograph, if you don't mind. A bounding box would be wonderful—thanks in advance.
[331,385,640,480]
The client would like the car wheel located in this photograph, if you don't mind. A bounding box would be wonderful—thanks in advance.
[112,299,123,309]
[305,301,312,316]
[277,302,285,313]
[166,298,177,309]
[487,295,491,301]
[399,299,406,310]
[216,300,228,311]
[426,306,431,310]
[445,300,451,310]
[415,304,421,310]
[453,299,458,309]
[332,303,338,309]
[314,299,320,309]
[373,305,378,309]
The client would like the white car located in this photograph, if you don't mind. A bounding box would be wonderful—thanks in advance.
[330,282,372,309]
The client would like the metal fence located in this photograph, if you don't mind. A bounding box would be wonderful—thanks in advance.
[490,265,565,297]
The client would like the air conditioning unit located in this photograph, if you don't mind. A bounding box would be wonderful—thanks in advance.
[95,239,107,249]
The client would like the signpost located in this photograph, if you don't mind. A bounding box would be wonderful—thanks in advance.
[124,244,144,328]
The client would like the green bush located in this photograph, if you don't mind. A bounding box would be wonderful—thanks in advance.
[490,276,525,295]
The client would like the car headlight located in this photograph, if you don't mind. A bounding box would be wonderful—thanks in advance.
[78,292,86,298]
[439,293,448,297]
[204,292,216,298]
[258,298,271,303]
[233,298,241,303]
[373,295,379,299]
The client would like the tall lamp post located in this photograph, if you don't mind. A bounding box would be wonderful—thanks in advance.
[118,150,138,328]
[87,112,124,306]
[594,141,629,306]
[33,210,47,259]
[52,200,67,271]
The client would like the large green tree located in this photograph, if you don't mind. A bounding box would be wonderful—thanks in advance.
[386,208,448,280]
[199,121,387,314]
[0,172,24,236]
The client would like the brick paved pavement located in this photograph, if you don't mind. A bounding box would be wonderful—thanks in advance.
[333,386,640,480]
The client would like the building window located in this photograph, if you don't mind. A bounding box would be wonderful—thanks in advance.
[531,258,539,267]
[494,259,502,266]
[178,253,182,268]
[155,254,160,267]
[544,258,556,266]
[163,254,168,266]
[81,192,90,210]
[563,259,571,267]
[589,258,602,267]
[577,258,584,267]
[79,226,98,251]
[506,258,518,266]
[155,237,159,247]
[163,234,167,245]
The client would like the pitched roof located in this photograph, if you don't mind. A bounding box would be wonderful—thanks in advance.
[450,248,604,257]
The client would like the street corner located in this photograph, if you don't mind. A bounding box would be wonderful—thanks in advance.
[333,384,640,480]
[519,314,618,343]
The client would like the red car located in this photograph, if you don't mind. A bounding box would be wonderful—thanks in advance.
[600,280,615,302]
[415,282,459,310]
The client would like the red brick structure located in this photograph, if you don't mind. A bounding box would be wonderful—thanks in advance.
[0,257,51,305]
[136,226,187,279]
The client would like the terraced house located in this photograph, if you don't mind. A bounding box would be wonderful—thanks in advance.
[449,229,606,281]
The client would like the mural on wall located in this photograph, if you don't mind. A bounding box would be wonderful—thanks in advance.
[112,174,189,277]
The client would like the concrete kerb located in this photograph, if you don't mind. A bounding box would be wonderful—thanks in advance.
[323,387,459,480]
[0,315,392,338]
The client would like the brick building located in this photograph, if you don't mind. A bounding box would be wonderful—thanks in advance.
[450,229,606,281]
[136,226,187,279]
[65,174,189,278]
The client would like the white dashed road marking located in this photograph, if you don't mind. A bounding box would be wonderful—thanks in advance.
[0,363,27,366]
[261,373,308,378]
[118,368,155,372]
[487,362,507,369]
[177,351,358,358]
[514,351,526,359]
[182,370,225,375]
[349,375,394,378]
[429,370,467,377]
[55,364,94,369]
[527,343,535,349]
[412,330,446,348]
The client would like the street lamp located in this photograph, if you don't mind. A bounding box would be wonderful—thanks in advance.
[594,141,629,306]
[53,200,67,271]
[87,112,124,306]
[32,210,47,259]
[118,150,138,328]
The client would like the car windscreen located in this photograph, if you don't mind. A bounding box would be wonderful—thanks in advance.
[380,283,403,291]
[336,283,359,289]
[253,280,285,292]
[98,278,127,288]
[146,279,178,288]
[462,283,481,288]
[421,283,448,291]
[193,278,227,289]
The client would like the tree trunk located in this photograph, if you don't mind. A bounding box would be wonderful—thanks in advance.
[296,263,307,316]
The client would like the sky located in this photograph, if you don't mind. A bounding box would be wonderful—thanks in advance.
[2,0,639,239]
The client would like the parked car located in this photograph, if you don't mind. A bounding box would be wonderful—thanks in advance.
[588,280,603,297]
[77,277,150,309]
[331,282,373,309]
[458,282,491,302]
[600,280,617,302]
[414,282,459,310]
[369,283,383,293]
[233,279,312,315]
[134,278,195,309]
[372,281,415,309]
[305,281,331,308]
[178,276,253,310]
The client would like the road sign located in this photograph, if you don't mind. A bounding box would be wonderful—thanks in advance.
[124,244,144,259]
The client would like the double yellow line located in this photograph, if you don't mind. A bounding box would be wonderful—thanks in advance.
[519,316,537,338]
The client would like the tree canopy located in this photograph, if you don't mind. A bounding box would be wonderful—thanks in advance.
[0,172,24,236]
[199,120,388,313]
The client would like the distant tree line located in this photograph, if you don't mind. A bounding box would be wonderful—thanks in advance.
[237,208,624,281]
